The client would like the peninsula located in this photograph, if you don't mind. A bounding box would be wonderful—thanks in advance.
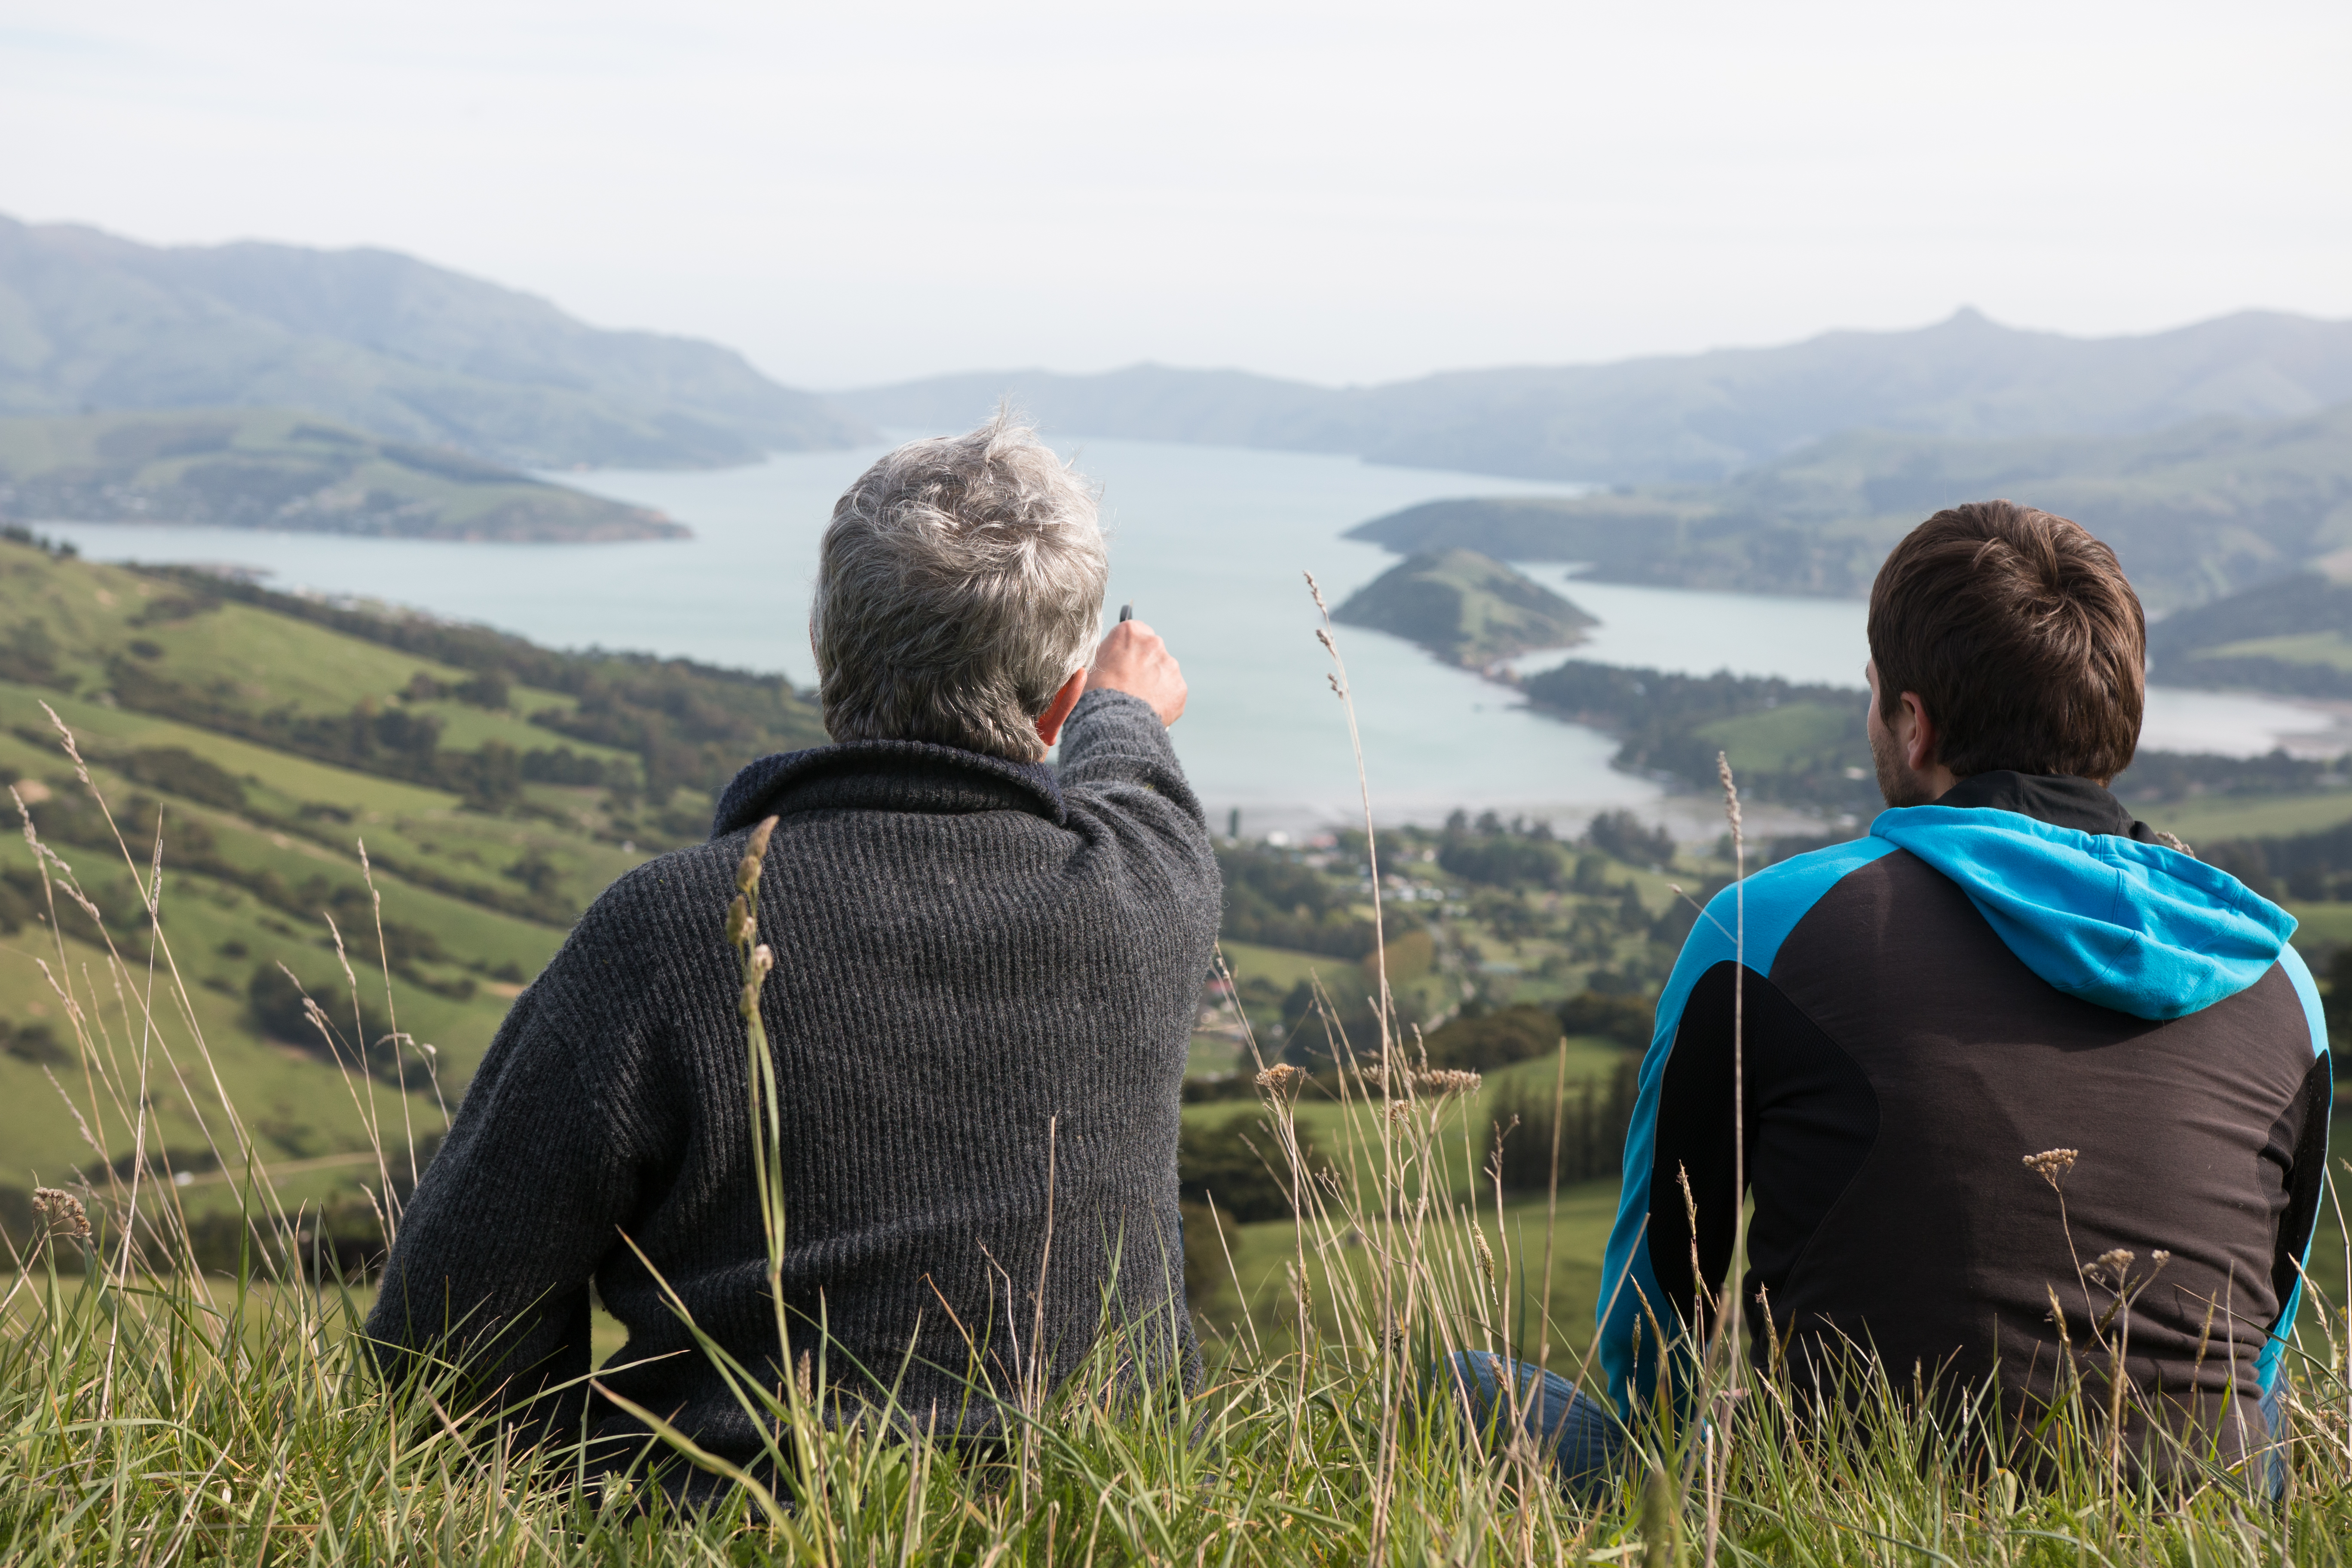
[1334,548,1596,667]
[0,410,686,542]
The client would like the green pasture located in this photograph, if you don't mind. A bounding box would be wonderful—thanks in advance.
[2201,631,2352,672]
[2141,789,2352,842]
[1694,699,1859,774]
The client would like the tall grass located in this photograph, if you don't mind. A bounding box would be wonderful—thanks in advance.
[5,646,2352,1563]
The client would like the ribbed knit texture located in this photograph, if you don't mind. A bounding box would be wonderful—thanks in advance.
[365,690,1221,1469]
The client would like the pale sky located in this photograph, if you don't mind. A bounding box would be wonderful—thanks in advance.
[3,0,2347,390]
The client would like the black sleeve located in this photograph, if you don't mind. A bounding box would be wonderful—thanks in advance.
[1646,962,1754,1342]
[1648,962,1878,1345]
[2269,1054,2335,1318]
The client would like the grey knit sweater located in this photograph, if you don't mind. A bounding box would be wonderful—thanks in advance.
[365,690,1221,1467]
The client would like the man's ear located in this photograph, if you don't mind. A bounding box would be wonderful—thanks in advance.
[1901,690,1939,772]
[1033,669,1088,750]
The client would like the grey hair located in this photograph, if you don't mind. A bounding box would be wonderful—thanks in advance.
[812,412,1108,760]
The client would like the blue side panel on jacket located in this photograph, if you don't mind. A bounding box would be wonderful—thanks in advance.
[1595,835,1899,1417]
[2260,944,2333,1395]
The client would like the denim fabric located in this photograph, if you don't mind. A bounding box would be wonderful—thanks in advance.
[1440,1353,1624,1501]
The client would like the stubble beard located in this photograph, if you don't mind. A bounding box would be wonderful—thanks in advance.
[1871,720,1941,808]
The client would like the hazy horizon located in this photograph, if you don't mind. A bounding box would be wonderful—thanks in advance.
[5,0,2345,392]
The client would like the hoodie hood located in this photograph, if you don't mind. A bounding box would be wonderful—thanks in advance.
[1870,804,2296,1020]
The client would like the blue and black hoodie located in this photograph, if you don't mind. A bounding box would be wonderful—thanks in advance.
[1598,772,2332,1463]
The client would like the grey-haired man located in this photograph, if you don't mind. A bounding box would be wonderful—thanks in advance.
[367,415,1219,1488]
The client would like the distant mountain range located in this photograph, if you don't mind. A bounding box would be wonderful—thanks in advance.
[1344,402,2352,609]
[833,309,2352,485]
[11,209,2351,597]
[0,215,872,470]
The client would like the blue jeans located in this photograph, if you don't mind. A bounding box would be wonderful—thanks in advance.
[1439,1353,1625,1500]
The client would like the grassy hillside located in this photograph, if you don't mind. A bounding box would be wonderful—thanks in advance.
[0,536,828,1201]
[0,408,686,541]
[2145,563,2352,694]
[1331,548,1594,668]
[1350,400,2352,609]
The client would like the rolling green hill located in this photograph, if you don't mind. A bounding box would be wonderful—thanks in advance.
[2145,561,2352,694]
[0,536,827,1206]
[1332,548,1595,667]
[1349,401,2352,610]
[0,409,686,540]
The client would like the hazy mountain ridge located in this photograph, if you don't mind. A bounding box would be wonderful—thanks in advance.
[0,215,874,469]
[1346,402,2352,609]
[834,309,2352,485]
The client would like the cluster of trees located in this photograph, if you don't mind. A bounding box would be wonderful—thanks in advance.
[2202,821,2352,903]
[1216,841,1390,959]
[2109,748,2350,805]
[246,965,435,1087]
[135,565,830,808]
[1178,1114,1313,1224]
[105,652,611,815]
[1490,1057,1641,1191]
[0,779,530,980]
[1519,660,1875,808]
[1429,807,1680,893]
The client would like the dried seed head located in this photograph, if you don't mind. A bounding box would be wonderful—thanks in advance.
[1255,1063,1307,1098]
[1415,1069,1482,1098]
[2095,1248,2135,1282]
[32,1187,90,1243]
[1472,1223,1497,1286]
[733,817,780,894]
[2023,1148,2079,1187]
[1716,751,1742,838]
[751,944,774,980]
[1303,571,1329,615]
[725,894,754,947]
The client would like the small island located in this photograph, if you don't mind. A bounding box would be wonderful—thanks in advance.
[1334,547,1596,668]
[0,409,688,543]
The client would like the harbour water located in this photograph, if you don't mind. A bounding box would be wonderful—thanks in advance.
[35,437,2339,839]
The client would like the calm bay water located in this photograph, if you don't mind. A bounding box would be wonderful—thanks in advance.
[36,438,2333,838]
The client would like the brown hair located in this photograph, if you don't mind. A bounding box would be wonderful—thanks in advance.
[1867,500,2144,781]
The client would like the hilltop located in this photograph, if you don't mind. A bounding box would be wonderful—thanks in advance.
[0,536,827,1201]
[2147,561,2352,695]
[1333,548,1593,667]
[1346,401,2352,610]
[0,214,872,469]
[0,409,686,540]
[833,308,2352,485]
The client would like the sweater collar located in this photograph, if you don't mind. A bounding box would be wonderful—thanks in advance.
[1932,770,2156,843]
[711,739,1067,838]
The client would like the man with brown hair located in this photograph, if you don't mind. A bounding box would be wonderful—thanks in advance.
[1460,501,2330,1492]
